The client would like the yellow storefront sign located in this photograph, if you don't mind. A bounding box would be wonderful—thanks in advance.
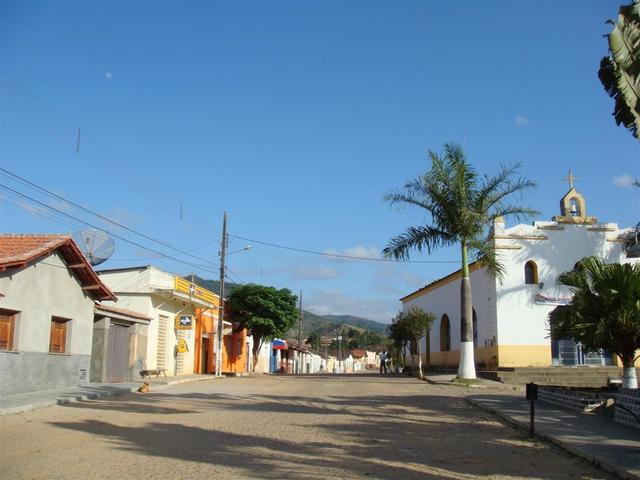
[174,277,218,306]
[176,339,189,354]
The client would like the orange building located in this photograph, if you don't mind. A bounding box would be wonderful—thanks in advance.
[223,326,250,374]
[194,307,250,374]
[194,307,217,374]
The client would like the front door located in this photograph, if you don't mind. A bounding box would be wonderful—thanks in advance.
[107,323,129,382]
[201,337,209,374]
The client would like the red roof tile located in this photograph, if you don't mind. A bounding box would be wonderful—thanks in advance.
[0,234,116,301]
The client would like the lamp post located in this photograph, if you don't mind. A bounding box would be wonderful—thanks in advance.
[337,335,343,374]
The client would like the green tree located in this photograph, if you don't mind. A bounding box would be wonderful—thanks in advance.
[390,308,436,379]
[598,0,640,140]
[387,317,410,372]
[306,331,321,350]
[384,143,536,379]
[549,257,640,389]
[226,283,299,371]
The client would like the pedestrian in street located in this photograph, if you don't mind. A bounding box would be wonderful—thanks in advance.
[379,350,387,374]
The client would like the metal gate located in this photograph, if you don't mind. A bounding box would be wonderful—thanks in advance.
[107,323,129,382]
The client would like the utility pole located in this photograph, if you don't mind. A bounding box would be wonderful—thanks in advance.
[297,290,302,374]
[215,211,227,378]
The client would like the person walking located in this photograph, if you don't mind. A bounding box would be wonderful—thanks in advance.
[379,350,387,374]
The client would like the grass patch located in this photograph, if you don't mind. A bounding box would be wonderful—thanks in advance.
[451,377,484,386]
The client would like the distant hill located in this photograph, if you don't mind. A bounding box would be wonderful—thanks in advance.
[321,315,387,334]
[186,275,388,347]
[186,276,242,298]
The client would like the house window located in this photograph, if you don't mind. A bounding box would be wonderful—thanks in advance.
[440,314,451,352]
[0,309,17,350]
[524,261,538,284]
[49,317,69,354]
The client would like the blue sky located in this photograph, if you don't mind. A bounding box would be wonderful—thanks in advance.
[1,0,638,322]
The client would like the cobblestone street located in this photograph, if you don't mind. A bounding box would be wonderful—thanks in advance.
[0,373,614,479]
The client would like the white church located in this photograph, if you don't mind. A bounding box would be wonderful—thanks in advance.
[401,174,638,369]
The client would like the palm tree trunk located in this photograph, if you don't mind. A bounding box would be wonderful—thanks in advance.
[458,242,476,379]
[622,354,638,389]
[416,337,423,379]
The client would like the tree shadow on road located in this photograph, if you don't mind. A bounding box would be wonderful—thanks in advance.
[50,386,606,479]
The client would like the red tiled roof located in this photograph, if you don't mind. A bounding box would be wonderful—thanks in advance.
[95,303,151,321]
[0,234,116,301]
[351,349,367,358]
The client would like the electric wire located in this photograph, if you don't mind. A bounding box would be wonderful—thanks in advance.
[0,72,221,236]
[228,234,459,264]
[0,167,218,266]
[0,184,220,275]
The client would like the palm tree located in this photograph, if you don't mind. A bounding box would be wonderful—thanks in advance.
[549,257,640,389]
[383,143,536,379]
[598,0,640,140]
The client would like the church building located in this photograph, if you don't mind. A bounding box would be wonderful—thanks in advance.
[400,174,637,369]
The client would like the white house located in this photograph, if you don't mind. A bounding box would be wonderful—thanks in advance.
[401,180,637,369]
[97,266,225,377]
[0,235,115,396]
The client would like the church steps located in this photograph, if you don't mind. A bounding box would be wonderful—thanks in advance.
[494,367,639,388]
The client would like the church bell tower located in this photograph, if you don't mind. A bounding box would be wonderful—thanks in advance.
[552,170,597,225]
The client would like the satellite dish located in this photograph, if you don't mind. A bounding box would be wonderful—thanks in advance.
[72,229,115,266]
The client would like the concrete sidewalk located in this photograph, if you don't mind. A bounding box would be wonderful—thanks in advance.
[468,394,640,480]
[0,374,222,416]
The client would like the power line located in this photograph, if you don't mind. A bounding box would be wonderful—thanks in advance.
[0,71,221,236]
[0,184,220,275]
[228,234,458,264]
[0,167,218,266]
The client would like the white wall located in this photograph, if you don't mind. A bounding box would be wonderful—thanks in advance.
[495,221,635,346]
[403,267,495,354]
[99,268,198,375]
[0,252,95,354]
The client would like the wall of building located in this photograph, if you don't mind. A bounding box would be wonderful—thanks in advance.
[403,266,496,366]
[90,316,149,382]
[99,268,200,376]
[0,252,95,396]
[97,267,151,294]
[494,220,632,366]
[253,340,272,373]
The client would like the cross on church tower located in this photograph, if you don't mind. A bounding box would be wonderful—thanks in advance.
[563,170,579,190]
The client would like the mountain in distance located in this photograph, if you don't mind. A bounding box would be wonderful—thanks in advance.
[187,275,388,341]
[320,315,387,334]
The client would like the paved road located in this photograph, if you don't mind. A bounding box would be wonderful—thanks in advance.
[0,373,613,480]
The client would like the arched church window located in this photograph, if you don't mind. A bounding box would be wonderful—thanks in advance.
[524,261,538,284]
[440,314,451,352]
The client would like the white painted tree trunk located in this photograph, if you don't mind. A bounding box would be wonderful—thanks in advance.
[622,366,638,389]
[458,341,476,379]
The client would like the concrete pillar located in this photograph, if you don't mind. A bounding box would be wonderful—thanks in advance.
[90,317,110,383]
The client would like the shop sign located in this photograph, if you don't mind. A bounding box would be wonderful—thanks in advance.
[176,339,189,353]
[175,315,193,330]
[174,277,218,305]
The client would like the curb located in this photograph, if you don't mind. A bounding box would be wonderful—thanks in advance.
[466,397,638,480]
[0,375,225,416]
[0,385,141,416]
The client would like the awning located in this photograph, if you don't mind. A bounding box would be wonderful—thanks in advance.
[272,339,287,350]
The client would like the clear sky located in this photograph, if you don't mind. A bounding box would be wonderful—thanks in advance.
[1,0,638,322]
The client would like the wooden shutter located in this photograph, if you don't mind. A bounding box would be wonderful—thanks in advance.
[0,313,15,350]
[49,319,67,353]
